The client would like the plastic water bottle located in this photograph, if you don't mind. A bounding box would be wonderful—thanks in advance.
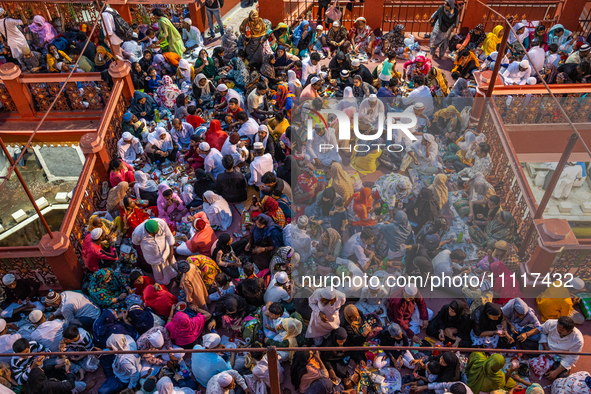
[155,109,160,123]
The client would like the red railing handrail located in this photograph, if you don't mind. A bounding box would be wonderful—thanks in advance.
[484,83,591,95]
[17,72,104,84]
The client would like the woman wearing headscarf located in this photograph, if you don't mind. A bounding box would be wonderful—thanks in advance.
[211,234,244,278]
[328,163,354,203]
[291,350,330,393]
[228,56,250,90]
[542,63,558,84]
[528,25,548,50]
[350,136,384,175]
[491,260,523,304]
[463,24,486,49]
[429,0,459,58]
[304,187,336,225]
[131,62,146,91]
[202,190,232,231]
[274,46,296,73]
[470,211,516,249]
[88,268,130,309]
[109,158,135,187]
[211,46,225,71]
[319,326,355,379]
[466,352,517,393]
[153,8,185,55]
[95,45,114,71]
[272,23,294,53]
[426,66,450,98]
[266,314,305,359]
[176,59,195,88]
[127,304,155,336]
[446,78,474,112]
[176,260,209,310]
[508,22,530,46]
[382,24,407,53]
[443,129,482,171]
[155,75,182,110]
[106,181,129,218]
[28,15,57,48]
[347,187,376,227]
[157,183,188,225]
[436,351,462,383]
[205,119,227,152]
[156,376,195,394]
[259,195,286,228]
[428,174,449,214]
[239,10,267,66]
[482,25,504,56]
[547,24,572,47]
[350,17,374,57]
[165,311,205,349]
[287,69,303,97]
[98,334,141,392]
[121,197,150,237]
[502,298,541,349]
[341,305,371,347]
[146,127,175,163]
[317,228,342,258]
[373,210,413,258]
[222,26,238,62]
[192,73,216,104]
[471,302,513,349]
[133,171,158,207]
[403,55,432,80]
[212,293,248,333]
[129,90,156,121]
[47,43,72,73]
[431,105,462,135]
[249,214,285,270]
[401,134,440,175]
[176,211,217,257]
[427,300,472,347]
[451,48,480,80]
[143,283,178,317]
[260,54,278,87]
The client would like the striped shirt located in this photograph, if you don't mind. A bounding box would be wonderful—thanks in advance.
[10,341,48,385]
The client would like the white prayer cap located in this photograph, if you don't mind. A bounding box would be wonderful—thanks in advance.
[320,71,327,78]
[28,310,43,324]
[148,330,165,348]
[258,125,268,132]
[316,25,323,30]
[253,142,264,150]
[572,277,586,291]
[580,43,590,52]
[2,274,15,286]
[404,284,418,297]
[199,142,210,151]
[218,372,233,387]
[0,319,5,332]
[351,59,360,67]
[527,77,537,85]
[368,276,380,290]
[320,287,336,299]
[310,77,320,84]
[216,83,228,92]
[276,271,289,284]
[519,60,529,69]
[202,333,221,349]
[413,102,425,110]
[332,21,340,27]
[0,8,5,16]
[91,227,103,241]
[122,132,133,141]
[369,94,377,102]
[297,215,309,226]
[183,18,192,24]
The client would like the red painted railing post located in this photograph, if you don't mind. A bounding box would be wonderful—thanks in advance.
[558,0,584,32]
[462,0,489,30]
[39,232,84,290]
[111,4,133,25]
[0,62,36,118]
[109,61,134,105]
[259,0,284,27]
[266,346,282,394]
[365,0,385,34]
[189,3,207,33]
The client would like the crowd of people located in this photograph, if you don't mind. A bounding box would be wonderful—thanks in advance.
[0,1,590,394]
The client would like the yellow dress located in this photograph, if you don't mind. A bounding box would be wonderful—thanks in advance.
[350,149,382,175]
[536,280,574,322]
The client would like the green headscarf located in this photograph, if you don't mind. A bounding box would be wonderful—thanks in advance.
[466,352,516,394]
[526,384,544,394]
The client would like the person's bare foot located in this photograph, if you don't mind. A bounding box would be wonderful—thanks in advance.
[83,379,97,392]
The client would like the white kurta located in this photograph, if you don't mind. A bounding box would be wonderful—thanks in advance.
[502,62,532,85]
[204,148,224,179]
[553,164,583,199]
[0,18,29,58]
[221,138,248,166]
[305,289,346,339]
[132,218,178,285]
[102,9,123,45]
[30,320,65,352]
[118,137,144,164]
[249,153,274,187]
[307,128,342,166]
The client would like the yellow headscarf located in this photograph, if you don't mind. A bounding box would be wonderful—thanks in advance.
[429,67,449,96]
[428,174,449,210]
[329,162,354,203]
[282,317,303,359]
[482,25,503,56]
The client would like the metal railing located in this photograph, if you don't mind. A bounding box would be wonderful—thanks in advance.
[482,0,563,32]
[382,0,466,34]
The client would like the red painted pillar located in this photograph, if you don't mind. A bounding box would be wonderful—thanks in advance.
[109,61,134,105]
[259,0,284,26]
[365,0,385,33]
[462,0,489,30]
[0,63,36,119]
[558,0,587,32]
[39,232,84,290]
[111,4,133,25]
[189,3,207,33]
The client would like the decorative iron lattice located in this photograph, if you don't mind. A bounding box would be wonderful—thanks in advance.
[105,94,127,159]
[130,4,188,27]
[26,78,111,112]
[0,2,100,32]
[481,1,562,32]
[494,94,591,125]
[550,249,591,280]
[282,0,365,30]
[382,0,466,34]
[0,257,59,286]
[480,105,538,263]
[0,83,17,111]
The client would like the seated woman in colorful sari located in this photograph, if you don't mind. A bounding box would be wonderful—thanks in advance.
[258,195,287,228]
[157,183,188,225]
[248,214,285,270]
[88,268,131,310]
[442,129,482,171]
[451,48,480,80]
[350,138,383,175]
[349,17,374,58]
[469,211,516,249]
[274,46,297,74]
[293,21,315,57]
[272,83,296,121]
[194,49,216,79]
[466,352,517,393]
[347,187,378,227]
[121,197,150,238]
[429,105,462,136]
[109,158,135,187]
[177,212,217,257]
[403,55,431,80]
[426,66,450,103]
[271,23,295,54]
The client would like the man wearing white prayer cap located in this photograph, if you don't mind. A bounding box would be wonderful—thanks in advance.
[137,327,184,366]
[206,370,250,393]
[0,273,45,320]
[301,76,323,99]
[264,270,292,304]
[306,287,346,345]
[502,57,532,85]
[192,332,235,387]
[356,276,389,318]
[181,17,203,51]
[248,137,273,187]
[117,131,145,164]
[198,140,224,178]
[0,317,22,364]
[388,282,433,343]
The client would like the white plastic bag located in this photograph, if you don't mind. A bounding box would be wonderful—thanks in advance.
[81,355,100,372]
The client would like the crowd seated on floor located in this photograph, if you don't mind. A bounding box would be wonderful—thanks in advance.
[0,2,590,394]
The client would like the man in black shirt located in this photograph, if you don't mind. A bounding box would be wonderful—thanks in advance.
[260,172,292,201]
[75,31,97,63]
[216,155,247,203]
[1,274,41,320]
